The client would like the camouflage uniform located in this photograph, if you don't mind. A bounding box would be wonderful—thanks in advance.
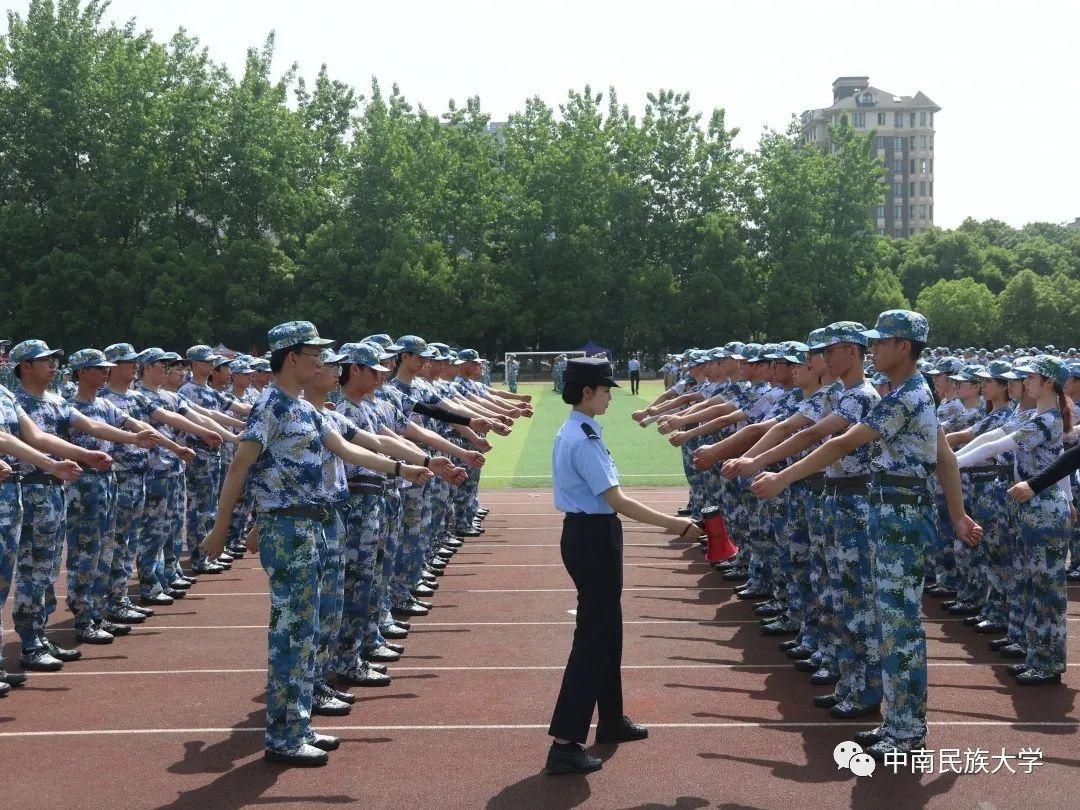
[0,387,26,666]
[66,392,128,630]
[12,385,78,649]
[506,357,519,393]
[243,378,335,755]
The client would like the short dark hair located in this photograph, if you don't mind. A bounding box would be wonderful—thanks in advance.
[905,340,927,361]
[13,364,22,380]
[562,384,588,405]
[270,345,303,373]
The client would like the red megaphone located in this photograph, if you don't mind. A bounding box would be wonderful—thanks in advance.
[701,506,739,563]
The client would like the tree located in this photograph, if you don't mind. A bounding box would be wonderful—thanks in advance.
[914,278,999,347]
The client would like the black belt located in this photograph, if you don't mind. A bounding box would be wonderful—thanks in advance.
[18,471,64,486]
[266,505,334,525]
[348,481,384,495]
[874,490,934,507]
[564,513,619,522]
[967,464,1013,483]
[805,474,826,492]
[824,475,870,496]
[874,473,927,489]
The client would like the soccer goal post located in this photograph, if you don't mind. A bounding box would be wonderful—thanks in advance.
[502,351,588,381]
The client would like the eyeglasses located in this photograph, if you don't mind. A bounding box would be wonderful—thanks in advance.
[296,350,324,363]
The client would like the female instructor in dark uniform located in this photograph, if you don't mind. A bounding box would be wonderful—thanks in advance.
[545,358,704,775]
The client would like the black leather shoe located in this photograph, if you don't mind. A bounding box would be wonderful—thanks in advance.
[812,693,840,709]
[312,694,351,716]
[734,588,767,600]
[754,603,784,618]
[947,601,979,616]
[19,647,63,672]
[760,622,797,637]
[940,599,957,609]
[337,664,391,687]
[722,571,750,583]
[308,733,340,752]
[427,558,447,570]
[100,621,131,636]
[545,743,602,775]
[392,602,429,617]
[394,620,411,631]
[0,669,28,687]
[595,716,649,744]
[1000,643,1027,659]
[75,627,115,645]
[412,584,436,598]
[166,588,187,599]
[810,668,840,685]
[963,615,982,626]
[381,624,408,639]
[676,507,693,516]
[793,659,817,672]
[330,687,356,704]
[1015,670,1062,686]
[383,642,404,655]
[169,579,192,590]
[42,639,82,662]
[141,592,174,606]
[785,645,814,660]
[854,727,885,747]
[926,585,956,598]
[0,682,9,697]
[125,603,155,617]
[1007,663,1029,676]
[778,639,800,651]
[456,528,483,538]
[975,620,1005,635]
[988,637,1012,651]
[264,744,329,767]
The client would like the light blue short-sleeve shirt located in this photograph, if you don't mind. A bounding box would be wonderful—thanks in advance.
[552,410,620,514]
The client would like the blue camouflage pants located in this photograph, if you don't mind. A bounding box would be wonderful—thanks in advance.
[258,513,323,754]
[933,489,960,590]
[969,477,1008,626]
[186,452,220,569]
[829,493,882,707]
[378,489,405,633]
[392,480,431,607]
[427,475,453,562]
[1019,491,1069,676]
[0,482,24,662]
[804,485,834,664]
[138,474,176,597]
[14,483,67,648]
[315,507,346,686]
[1071,479,1080,572]
[106,471,147,612]
[65,472,116,631]
[227,470,255,549]
[452,443,480,532]
[781,484,811,629]
[869,493,933,742]
[336,490,384,670]
[161,473,186,583]
[1003,500,1028,647]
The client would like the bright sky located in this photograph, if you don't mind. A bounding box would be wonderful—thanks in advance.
[7,0,1079,229]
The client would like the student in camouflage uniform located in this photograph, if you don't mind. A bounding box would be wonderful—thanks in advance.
[505,354,520,393]
[752,310,982,761]
[957,354,1071,686]
[0,379,85,693]
[7,340,152,668]
[200,321,432,767]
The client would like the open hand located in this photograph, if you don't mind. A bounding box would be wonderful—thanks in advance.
[953,515,983,547]
[750,471,785,500]
[1006,481,1034,503]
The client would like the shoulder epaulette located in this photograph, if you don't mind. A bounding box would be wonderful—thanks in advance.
[580,422,599,440]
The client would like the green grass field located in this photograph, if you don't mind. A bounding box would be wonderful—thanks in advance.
[480,380,688,489]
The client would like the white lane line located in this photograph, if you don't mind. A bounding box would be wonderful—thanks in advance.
[27,662,1080,677]
[463,542,694,547]
[0,719,1076,740]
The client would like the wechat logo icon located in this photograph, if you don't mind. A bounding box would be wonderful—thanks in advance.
[834,741,876,777]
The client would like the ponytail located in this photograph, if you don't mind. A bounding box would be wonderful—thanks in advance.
[1054,381,1074,435]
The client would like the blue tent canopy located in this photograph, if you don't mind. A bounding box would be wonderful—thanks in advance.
[579,341,611,359]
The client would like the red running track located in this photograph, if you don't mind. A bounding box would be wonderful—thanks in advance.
[1,487,1078,809]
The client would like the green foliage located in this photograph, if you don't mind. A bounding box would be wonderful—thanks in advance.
[1,1,1077,354]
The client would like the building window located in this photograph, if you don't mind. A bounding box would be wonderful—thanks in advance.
[910,204,917,219]
[919,181,927,196]
[893,159,903,173]
[929,135,934,150]
[893,182,903,198]
[877,206,886,218]
[921,159,928,174]
[876,136,885,148]
[910,113,916,127]
[894,112,904,127]
[920,204,927,219]
[930,181,934,196]
[909,159,915,174]
[910,135,916,149]
[919,111,927,127]
[894,205,903,220]
[853,112,866,127]
[929,159,934,174]
[930,204,933,219]
[877,112,886,126]
[909,182,915,196]
[930,113,934,127]
[920,134,927,149]
[893,136,904,149]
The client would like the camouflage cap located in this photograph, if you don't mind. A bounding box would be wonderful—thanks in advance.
[396,335,428,355]
[724,342,747,361]
[949,364,983,383]
[821,322,869,349]
[806,328,828,351]
[861,310,929,343]
[932,357,963,376]
[104,343,139,363]
[68,348,115,371]
[10,339,63,364]
[161,351,183,362]
[687,350,711,368]
[741,343,764,362]
[976,360,1020,381]
[267,321,333,353]
[318,348,347,366]
[250,358,271,372]
[454,349,481,365]
[755,343,780,362]
[1029,355,1069,386]
[339,342,389,372]
[229,358,255,373]
[137,347,169,365]
[186,344,222,363]
[1068,360,1080,379]
[777,341,810,364]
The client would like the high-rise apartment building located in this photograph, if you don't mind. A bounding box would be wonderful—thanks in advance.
[802,77,940,237]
